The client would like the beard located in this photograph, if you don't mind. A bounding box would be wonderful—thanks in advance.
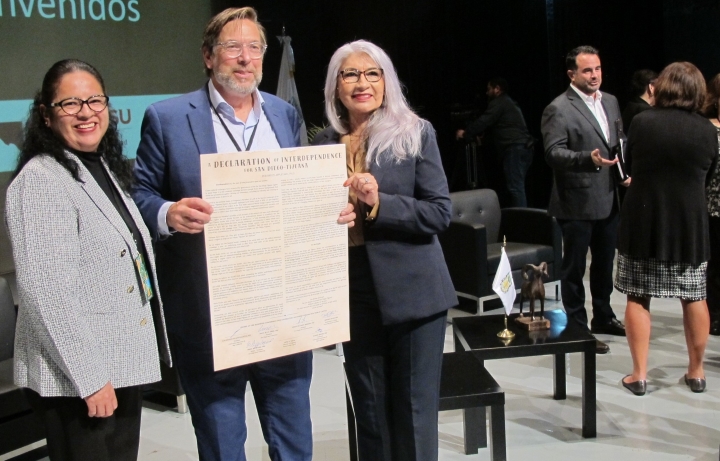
[215,68,263,96]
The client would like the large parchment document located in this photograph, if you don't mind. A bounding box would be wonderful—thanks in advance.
[200,145,349,371]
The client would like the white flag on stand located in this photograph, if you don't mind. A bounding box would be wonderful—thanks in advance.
[492,247,516,316]
[276,34,308,146]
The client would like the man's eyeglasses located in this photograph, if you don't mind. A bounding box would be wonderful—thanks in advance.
[339,68,384,83]
[215,41,267,60]
[49,95,109,115]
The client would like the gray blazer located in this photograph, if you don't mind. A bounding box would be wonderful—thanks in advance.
[541,87,623,220]
[5,154,171,398]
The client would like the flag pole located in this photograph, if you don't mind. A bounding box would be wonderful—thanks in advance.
[497,235,515,339]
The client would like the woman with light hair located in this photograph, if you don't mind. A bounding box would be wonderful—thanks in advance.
[313,40,457,461]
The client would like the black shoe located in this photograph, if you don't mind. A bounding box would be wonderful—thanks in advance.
[621,375,647,396]
[595,339,610,354]
[684,374,706,393]
[710,319,720,336]
[591,318,626,336]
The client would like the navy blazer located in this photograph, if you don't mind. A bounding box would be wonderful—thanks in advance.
[132,86,301,372]
[541,87,622,220]
[313,125,457,324]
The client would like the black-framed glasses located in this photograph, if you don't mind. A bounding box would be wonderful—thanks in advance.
[215,41,267,60]
[339,68,384,83]
[49,95,109,115]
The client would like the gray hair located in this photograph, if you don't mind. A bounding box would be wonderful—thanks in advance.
[323,40,425,164]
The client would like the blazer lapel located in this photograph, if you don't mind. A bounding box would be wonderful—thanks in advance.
[566,88,609,149]
[368,151,388,186]
[188,86,218,154]
[101,158,155,259]
[262,96,293,148]
[69,154,135,248]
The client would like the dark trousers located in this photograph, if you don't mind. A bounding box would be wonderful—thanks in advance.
[707,216,720,320]
[176,350,313,461]
[345,246,447,461]
[558,208,619,330]
[501,143,534,208]
[25,386,143,461]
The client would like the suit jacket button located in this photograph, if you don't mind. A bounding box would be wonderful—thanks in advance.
[140,318,147,326]
[120,249,127,257]
[127,285,134,293]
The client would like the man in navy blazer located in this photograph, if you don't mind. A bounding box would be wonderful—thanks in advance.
[132,8,343,461]
[541,46,630,355]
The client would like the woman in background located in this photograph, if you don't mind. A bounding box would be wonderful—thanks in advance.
[616,62,718,396]
[6,59,171,460]
[622,69,657,134]
[703,73,720,335]
[313,40,457,461]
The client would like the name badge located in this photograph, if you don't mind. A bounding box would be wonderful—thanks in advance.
[134,253,154,301]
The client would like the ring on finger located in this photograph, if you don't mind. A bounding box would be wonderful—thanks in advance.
[364,177,370,184]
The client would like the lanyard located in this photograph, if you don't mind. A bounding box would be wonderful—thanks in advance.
[206,83,259,152]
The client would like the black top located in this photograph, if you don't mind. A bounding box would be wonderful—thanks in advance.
[621,96,652,135]
[464,93,533,151]
[617,108,719,264]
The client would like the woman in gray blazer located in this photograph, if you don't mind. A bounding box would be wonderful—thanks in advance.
[5,59,171,461]
[313,40,457,461]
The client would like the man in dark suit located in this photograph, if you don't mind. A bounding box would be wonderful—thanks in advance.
[541,46,629,354]
[132,7,354,461]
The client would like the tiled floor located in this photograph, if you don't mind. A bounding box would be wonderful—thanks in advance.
[5,281,720,461]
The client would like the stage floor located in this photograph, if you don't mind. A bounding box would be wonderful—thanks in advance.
[5,265,720,461]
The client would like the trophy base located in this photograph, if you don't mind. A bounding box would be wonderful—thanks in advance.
[514,316,551,331]
[497,328,515,339]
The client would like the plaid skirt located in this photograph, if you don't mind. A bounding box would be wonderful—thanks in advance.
[614,253,707,300]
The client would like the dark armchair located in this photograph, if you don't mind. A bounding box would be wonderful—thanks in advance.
[0,276,46,457]
[439,189,562,314]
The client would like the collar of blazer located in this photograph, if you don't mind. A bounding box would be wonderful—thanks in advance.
[187,88,218,154]
[67,152,140,254]
[185,85,296,154]
[565,86,612,149]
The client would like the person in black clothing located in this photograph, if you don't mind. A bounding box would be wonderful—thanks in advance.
[622,69,657,134]
[456,78,534,207]
[616,62,717,395]
[703,73,720,335]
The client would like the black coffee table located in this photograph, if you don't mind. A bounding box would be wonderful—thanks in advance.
[452,310,597,438]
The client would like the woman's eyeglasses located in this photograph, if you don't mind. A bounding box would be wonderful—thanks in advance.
[339,68,384,83]
[49,95,109,115]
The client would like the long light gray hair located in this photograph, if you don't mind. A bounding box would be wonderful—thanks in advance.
[323,40,425,164]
